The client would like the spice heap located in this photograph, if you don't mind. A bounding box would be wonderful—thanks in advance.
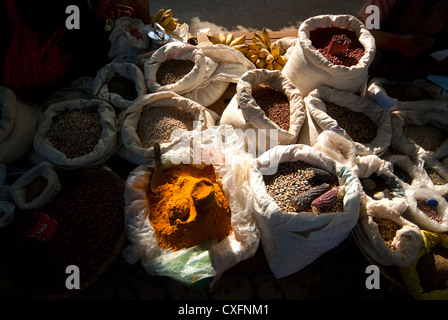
[416,199,442,224]
[47,107,102,159]
[6,168,125,295]
[147,164,233,251]
[325,101,377,144]
[309,27,365,67]
[263,161,339,213]
[25,175,48,203]
[393,165,413,185]
[108,76,138,101]
[416,245,448,292]
[403,125,447,152]
[137,106,195,148]
[425,166,447,186]
[373,216,400,250]
[251,85,291,131]
[156,59,195,86]
[362,174,394,200]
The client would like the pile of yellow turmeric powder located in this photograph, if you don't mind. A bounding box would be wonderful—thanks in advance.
[147,164,233,251]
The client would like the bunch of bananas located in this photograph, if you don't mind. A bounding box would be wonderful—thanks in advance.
[150,9,180,34]
[207,33,249,55]
[246,29,288,71]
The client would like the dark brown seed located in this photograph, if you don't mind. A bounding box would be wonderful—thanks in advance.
[252,85,290,131]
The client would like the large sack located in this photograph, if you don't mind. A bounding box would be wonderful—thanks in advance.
[304,86,392,157]
[251,144,361,278]
[33,99,118,169]
[354,198,422,267]
[122,125,260,286]
[0,86,42,164]
[220,69,306,154]
[282,14,376,96]
[92,62,148,111]
[118,91,214,165]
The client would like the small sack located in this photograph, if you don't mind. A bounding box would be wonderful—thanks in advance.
[221,69,306,153]
[252,144,361,278]
[282,14,376,96]
[10,162,61,210]
[421,155,448,197]
[92,62,148,111]
[33,99,118,169]
[304,86,392,157]
[123,125,260,286]
[0,86,42,164]
[354,199,422,267]
[118,91,213,165]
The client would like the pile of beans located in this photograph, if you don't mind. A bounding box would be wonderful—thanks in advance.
[373,216,400,250]
[325,101,377,144]
[25,175,48,203]
[417,199,442,224]
[137,106,195,148]
[425,167,447,186]
[5,168,125,295]
[417,245,448,292]
[309,27,365,67]
[108,76,138,101]
[47,107,102,159]
[156,59,195,86]
[403,125,446,152]
[252,85,291,131]
[263,161,337,213]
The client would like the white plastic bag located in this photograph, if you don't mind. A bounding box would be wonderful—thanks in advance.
[108,17,151,60]
[251,144,361,278]
[304,86,392,157]
[92,62,148,111]
[313,130,357,168]
[282,14,376,96]
[122,125,260,286]
[220,69,306,153]
[10,162,61,210]
[118,91,214,165]
[33,99,118,170]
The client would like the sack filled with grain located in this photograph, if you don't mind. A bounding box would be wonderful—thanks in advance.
[145,42,254,107]
[33,99,118,170]
[354,199,422,267]
[251,144,361,278]
[118,91,214,165]
[399,230,448,300]
[92,62,148,111]
[0,86,42,164]
[123,125,260,286]
[282,14,376,96]
[9,162,61,210]
[220,69,306,154]
[304,86,392,157]
[354,154,408,214]
[390,107,448,161]
[420,154,448,199]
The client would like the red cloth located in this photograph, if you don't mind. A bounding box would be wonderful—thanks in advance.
[3,0,75,95]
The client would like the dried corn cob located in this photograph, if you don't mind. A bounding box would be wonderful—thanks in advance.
[307,167,335,185]
[290,183,331,211]
[311,187,339,214]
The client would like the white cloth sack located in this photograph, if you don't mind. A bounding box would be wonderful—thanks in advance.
[122,125,260,286]
[282,14,376,96]
[0,86,42,164]
[353,154,408,214]
[92,62,148,111]
[354,199,422,267]
[304,86,392,157]
[33,99,118,169]
[405,187,448,233]
[10,161,61,210]
[220,69,306,154]
[252,144,361,279]
[118,91,214,165]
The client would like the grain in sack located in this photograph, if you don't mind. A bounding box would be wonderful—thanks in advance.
[304,86,391,157]
[33,99,118,170]
[251,144,361,279]
[282,14,376,96]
